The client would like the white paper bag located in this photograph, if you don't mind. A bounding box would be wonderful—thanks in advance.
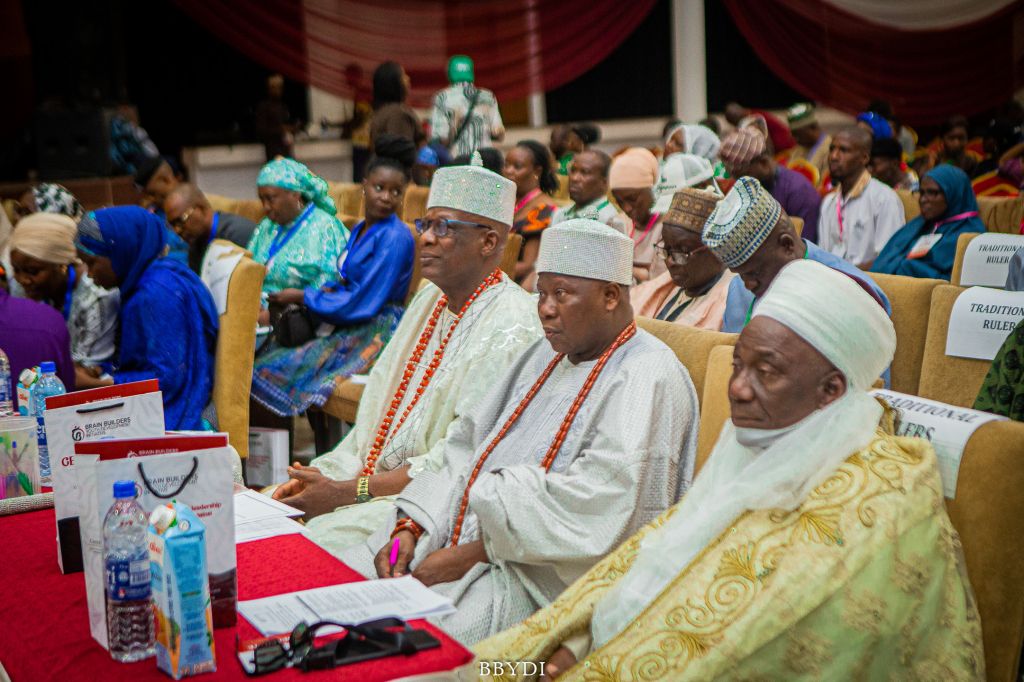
[46,380,165,573]
[246,428,290,488]
[77,436,237,649]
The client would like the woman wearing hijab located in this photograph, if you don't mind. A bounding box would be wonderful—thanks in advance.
[75,206,219,430]
[871,165,985,280]
[14,183,84,221]
[248,158,349,324]
[255,137,416,417]
[856,111,894,140]
[9,213,119,384]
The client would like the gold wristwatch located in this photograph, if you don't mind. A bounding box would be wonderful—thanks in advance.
[355,475,373,503]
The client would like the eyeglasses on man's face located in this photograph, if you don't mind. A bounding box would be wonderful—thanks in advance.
[168,207,196,230]
[413,217,491,238]
[654,241,708,265]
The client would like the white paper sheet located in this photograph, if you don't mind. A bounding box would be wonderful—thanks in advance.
[872,389,1006,498]
[235,516,306,544]
[200,243,244,316]
[234,488,304,523]
[944,286,1024,360]
[238,575,456,636]
[958,233,1024,288]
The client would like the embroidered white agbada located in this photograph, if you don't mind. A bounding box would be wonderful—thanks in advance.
[303,275,542,556]
[340,329,699,645]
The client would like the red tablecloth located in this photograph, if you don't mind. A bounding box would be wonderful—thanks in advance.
[0,509,472,681]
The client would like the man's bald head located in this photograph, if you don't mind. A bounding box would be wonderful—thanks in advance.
[828,127,872,186]
[164,183,214,244]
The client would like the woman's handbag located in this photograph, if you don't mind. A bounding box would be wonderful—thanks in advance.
[271,303,317,348]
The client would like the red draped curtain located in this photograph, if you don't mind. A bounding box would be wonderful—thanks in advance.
[723,0,1024,125]
[174,0,658,107]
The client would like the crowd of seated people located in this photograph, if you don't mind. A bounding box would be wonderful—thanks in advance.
[7,69,1024,679]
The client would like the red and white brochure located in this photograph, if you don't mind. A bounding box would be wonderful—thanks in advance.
[74,433,229,461]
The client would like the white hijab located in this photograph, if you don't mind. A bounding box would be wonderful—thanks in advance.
[592,260,897,648]
[665,123,721,162]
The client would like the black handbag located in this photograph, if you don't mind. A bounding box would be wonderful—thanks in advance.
[271,303,317,348]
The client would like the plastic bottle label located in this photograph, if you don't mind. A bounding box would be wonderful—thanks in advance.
[106,557,151,601]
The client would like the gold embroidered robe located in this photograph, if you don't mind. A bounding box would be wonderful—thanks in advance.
[474,431,984,681]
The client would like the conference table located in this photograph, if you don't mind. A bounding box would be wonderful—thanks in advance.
[0,508,473,681]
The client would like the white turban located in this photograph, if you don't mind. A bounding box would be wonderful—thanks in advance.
[591,258,895,650]
[754,259,896,391]
[9,213,78,265]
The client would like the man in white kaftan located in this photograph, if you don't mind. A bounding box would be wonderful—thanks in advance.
[273,159,542,555]
[342,219,699,645]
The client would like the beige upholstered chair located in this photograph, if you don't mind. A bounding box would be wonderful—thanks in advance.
[917,284,992,408]
[207,239,264,458]
[871,273,946,394]
[895,188,921,222]
[696,345,734,475]
[950,232,982,286]
[977,195,1024,234]
[401,185,430,223]
[634,318,737,406]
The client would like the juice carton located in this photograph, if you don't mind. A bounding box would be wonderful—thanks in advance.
[148,502,216,678]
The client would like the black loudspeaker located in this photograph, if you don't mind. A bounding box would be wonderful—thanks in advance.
[33,108,112,179]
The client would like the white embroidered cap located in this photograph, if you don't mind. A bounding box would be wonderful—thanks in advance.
[535,218,634,286]
[426,153,516,227]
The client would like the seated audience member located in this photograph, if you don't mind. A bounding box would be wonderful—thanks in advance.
[631,188,733,329]
[720,128,821,242]
[252,137,418,417]
[663,123,721,163]
[856,111,894,140]
[654,153,718,197]
[271,161,542,553]
[975,318,1024,419]
[553,150,629,234]
[870,137,919,192]
[972,118,1023,195]
[871,166,985,280]
[706,177,889,334]
[9,214,119,386]
[368,61,424,148]
[248,158,349,325]
[477,259,983,680]
[133,155,190,260]
[552,123,599,176]
[786,102,830,181]
[75,207,218,430]
[163,183,257,273]
[939,115,979,177]
[411,142,449,187]
[348,219,699,645]
[724,101,795,153]
[609,147,662,280]
[818,127,905,268]
[13,183,84,221]
[869,98,916,155]
[502,140,559,289]
[0,282,74,405]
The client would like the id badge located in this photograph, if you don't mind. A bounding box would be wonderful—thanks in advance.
[907,233,941,260]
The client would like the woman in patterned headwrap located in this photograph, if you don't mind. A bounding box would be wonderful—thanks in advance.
[9,213,120,384]
[75,207,218,430]
[15,183,84,221]
[247,158,349,315]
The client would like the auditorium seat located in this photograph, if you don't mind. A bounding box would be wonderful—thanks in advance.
[327,182,363,218]
[943,418,1024,681]
[872,273,945,394]
[206,194,264,223]
[896,188,921,222]
[695,344,734,475]
[554,174,570,202]
[950,232,983,286]
[977,195,1024,234]
[208,239,264,457]
[402,185,430,223]
[635,318,737,404]
[917,284,991,407]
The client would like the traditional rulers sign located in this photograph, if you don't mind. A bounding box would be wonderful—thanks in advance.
[944,286,1024,360]
[958,233,1024,288]
[872,389,1005,498]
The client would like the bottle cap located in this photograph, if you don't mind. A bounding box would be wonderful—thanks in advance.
[112,480,136,498]
[149,504,176,533]
[39,361,56,374]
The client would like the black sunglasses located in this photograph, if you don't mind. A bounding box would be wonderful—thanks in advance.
[242,617,439,675]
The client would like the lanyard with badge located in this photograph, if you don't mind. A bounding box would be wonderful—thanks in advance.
[906,211,978,260]
[835,196,847,242]
[266,203,315,269]
[62,264,76,321]
[207,212,220,246]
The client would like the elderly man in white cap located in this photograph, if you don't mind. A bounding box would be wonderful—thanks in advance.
[341,218,699,645]
[272,158,542,555]
[478,259,983,680]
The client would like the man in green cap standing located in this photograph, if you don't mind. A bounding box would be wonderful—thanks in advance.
[430,55,505,158]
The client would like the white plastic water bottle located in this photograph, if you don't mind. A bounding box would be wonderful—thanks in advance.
[0,347,12,417]
[103,480,155,662]
[30,361,66,484]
